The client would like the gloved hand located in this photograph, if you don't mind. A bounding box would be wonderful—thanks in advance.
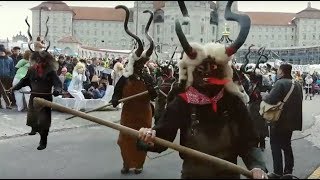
[52,90,60,97]
[111,99,119,108]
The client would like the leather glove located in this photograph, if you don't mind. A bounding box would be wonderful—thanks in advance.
[111,99,119,108]
[52,90,60,97]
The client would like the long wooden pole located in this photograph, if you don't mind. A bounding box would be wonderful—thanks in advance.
[65,90,150,120]
[34,97,253,178]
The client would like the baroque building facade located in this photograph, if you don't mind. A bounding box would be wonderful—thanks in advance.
[30,1,320,63]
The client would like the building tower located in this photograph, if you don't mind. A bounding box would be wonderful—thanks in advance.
[216,1,239,41]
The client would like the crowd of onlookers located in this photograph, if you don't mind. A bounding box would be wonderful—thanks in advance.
[0,44,135,111]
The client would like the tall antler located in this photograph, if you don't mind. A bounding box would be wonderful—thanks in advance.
[44,16,50,51]
[240,44,254,74]
[224,1,251,57]
[25,16,35,52]
[115,5,143,57]
[143,10,154,57]
[177,1,190,25]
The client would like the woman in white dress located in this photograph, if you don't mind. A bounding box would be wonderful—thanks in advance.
[68,62,87,111]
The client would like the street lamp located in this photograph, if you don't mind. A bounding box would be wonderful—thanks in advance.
[39,6,51,37]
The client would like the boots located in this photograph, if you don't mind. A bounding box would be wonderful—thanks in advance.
[37,130,48,150]
[134,168,143,174]
[28,127,37,135]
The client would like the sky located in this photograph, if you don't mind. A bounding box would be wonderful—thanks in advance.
[0,1,318,40]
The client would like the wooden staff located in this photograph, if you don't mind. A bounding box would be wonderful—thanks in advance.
[65,90,150,120]
[159,89,168,97]
[33,97,253,178]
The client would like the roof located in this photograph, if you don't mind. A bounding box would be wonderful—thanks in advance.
[153,1,165,10]
[71,6,134,21]
[57,36,81,44]
[245,12,296,26]
[296,2,320,19]
[30,1,74,12]
[80,46,105,52]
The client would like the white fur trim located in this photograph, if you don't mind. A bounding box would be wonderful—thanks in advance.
[178,42,206,86]
[204,43,230,65]
[123,52,140,77]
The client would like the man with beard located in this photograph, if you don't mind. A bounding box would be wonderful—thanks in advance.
[137,1,267,178]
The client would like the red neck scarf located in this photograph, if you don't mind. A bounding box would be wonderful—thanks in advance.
[179,86,224,112]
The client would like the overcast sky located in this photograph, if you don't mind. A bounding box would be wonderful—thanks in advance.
[0,1,317,40]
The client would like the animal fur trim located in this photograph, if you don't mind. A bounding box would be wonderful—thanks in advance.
[123,51,140,77]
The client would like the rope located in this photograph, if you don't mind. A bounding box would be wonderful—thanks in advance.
[291,133,311,141]
[146,150,175,160]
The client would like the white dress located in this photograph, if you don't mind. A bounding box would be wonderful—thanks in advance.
[68,71,87,111]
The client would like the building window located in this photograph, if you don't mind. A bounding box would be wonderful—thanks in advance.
[278,35,281,39]
[303,34,306,40]
[141,25,145,34]
[313,34,316,39]
[266,28,268,32]
[259,35,261,39]
[157,25,160,35]
[292,28,294,32]
[201,25,204,35]
[200,38,203,43]
[108,31,111,36]
[265,35,268,39]
[87,30,90,35]
[314,26,316,31]
[285,35,287,40]
[212,26,215,35]
[171,37,174,41]
[101,31,104,36]
[63,18,66,23]
[291,35,294,40]
[157,37,160,42]
[94,23,97,27]
[271,35,274,39]
[94,30,97,36]
[184,24,190,35]
[252,35,254,39]
[171,25,174,33]
[74,30,76,35]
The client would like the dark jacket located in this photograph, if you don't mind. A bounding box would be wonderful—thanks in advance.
[0,56,15,78]
[139,90,267,178]
[263,77,303,131]
[87,64,97,81]
[10,54,23,66]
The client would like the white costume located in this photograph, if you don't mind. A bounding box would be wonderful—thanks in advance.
[68,63,87,111]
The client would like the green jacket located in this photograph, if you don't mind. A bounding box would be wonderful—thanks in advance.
[14,59,30,80]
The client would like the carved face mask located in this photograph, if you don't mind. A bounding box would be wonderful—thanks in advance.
[193,58,230,87]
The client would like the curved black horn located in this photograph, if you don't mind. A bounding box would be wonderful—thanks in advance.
[143,10,154,57]
[240,44,254,74]
[178,1,189,25]
[115,5,143,57]
[256,47,269,68]
[25,16,35,52]
[44,16,50,51]
[155,50,159,61]
[225,1,251,56]
[175,19,197,59]
[169,46,178,66]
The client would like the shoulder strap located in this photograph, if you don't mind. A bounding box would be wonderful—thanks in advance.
[283,79,295,103]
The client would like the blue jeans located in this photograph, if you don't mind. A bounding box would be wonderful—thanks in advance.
[270,126,294,175]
